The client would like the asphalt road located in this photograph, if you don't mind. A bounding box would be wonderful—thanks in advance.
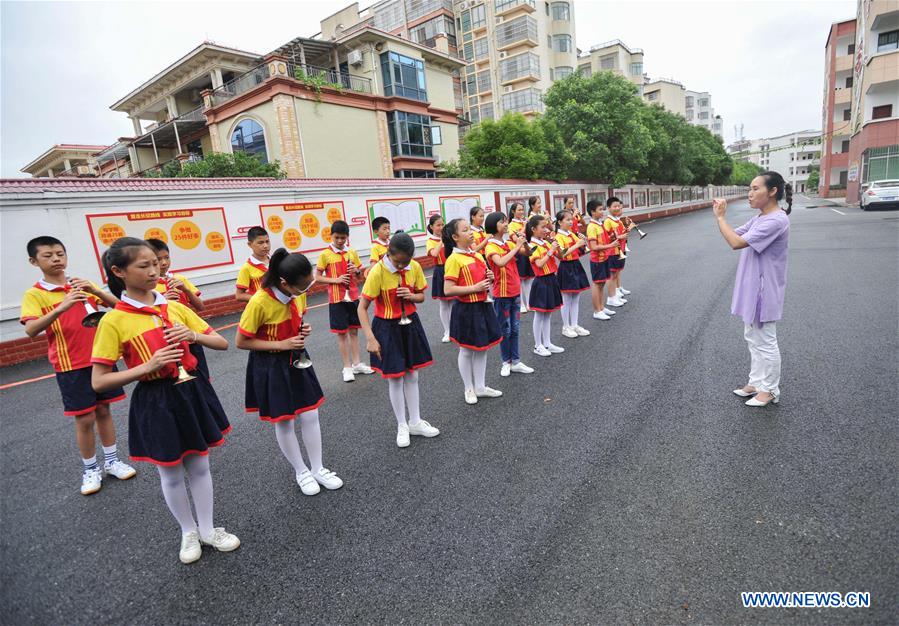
[1,198,897,624]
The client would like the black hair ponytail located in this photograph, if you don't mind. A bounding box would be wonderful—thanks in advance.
[101,237,154,298]
[427,214,442,234]
[261,248,312,290]
[759,171,793,215]
[527,195,540,216]
[554,209,570,232]
[525,215,545,242]
[442,218,463,258]
[507,201,523,222]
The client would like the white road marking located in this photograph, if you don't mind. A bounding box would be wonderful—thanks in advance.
[830,208,846,215]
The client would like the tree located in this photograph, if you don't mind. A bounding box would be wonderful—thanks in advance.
[455,113,572,181]
[729,159,763,186]
[543,72,654,186]
[176,151,287,178]
[638,105,693,184]
[805,164,820,192]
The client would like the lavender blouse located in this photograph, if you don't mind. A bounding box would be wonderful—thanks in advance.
[730,210,790,326]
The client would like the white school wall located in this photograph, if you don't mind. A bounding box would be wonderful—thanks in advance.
[0,178,745,341]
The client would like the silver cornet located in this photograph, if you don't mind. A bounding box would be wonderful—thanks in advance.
[67,275,105,327]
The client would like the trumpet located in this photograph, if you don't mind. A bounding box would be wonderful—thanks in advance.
[66,276,105,327]
[291,315,313,368]
[608,229,627,260]
[622,216,647,239]
[161,319,196,385]
[397,271,412,325]
[341,255,354,303]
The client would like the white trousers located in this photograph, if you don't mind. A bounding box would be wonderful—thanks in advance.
[744,322,781,396]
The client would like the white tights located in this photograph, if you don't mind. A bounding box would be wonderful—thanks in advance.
[532,311,552,348]
[437,300,453,337]
[157,454,215,538]
[520,279,533,309]
[457,347,487,392]
[561,292,581,328]
[387,371,421,427]
[273,410,323,476]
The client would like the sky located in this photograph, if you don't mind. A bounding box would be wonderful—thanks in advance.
[0,0,857,178]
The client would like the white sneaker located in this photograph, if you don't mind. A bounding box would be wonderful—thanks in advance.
[103,460,136,480]
[200,527,241,552]
[561,326,578,338]
[533,346,552,357]
[619,287,631,295]
[464,388,478,404]
[408,420,440,437]
[296,469,321,495]
[475,387,503,398]
[342,367,355,382]
[313,467,344,490]
[510,362,534,374]
[546,343,565,354]
[593,311,611,320]
[80,468,102,495]
[520,304,528,313]
[602,308,616,315]
[617,297,628,304]
[574,325,591,336]
[607,298,625,308]
[352,363,374,375]
[441,333,451,343]
[396,424,410,448]
[179,531,202,564]
[500,362,511,377]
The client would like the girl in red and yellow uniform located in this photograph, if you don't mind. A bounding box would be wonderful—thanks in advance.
[443,218,503,405]
[146,238,211,380]
[426,214,453,343]
[508,202,533,313]
[526,215,565,357]
[358,233,439,449]
[554,210,590,338]
[484,212,534,378]
[469,206,490,255]
[236,249,343,496]
[91,237,238,565]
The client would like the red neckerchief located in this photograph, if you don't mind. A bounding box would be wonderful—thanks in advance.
[264,288,302,334]
[248,257,268,272]
[115,299,173,327]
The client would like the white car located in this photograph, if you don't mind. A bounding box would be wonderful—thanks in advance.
[861,180,899,210]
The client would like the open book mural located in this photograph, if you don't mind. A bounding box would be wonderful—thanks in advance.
[439,195,482,223]
[366,198,426,238]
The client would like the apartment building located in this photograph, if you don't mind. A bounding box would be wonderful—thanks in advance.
[642,78,686,117]
[820,1,898,200]
[756,130,822,194]
[577,39,645,95]
[685,90,723,139]
[20,144,109,178]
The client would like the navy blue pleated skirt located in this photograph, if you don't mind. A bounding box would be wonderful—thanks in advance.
[370,313,433,378]
[245,350,325,422]
[516,253,535,279]
[128,375,231,466]
[449,300,502,351]
[431,265,451,300]
[189,343,210,380]
[529,274,563,312]
[558,259,590,293]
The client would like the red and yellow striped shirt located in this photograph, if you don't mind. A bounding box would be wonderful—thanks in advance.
[237,288,307,342]
[508,218,526,238]
[587,219,611,262]
[484,239,521,298]
[529,239,559,277]
[316,245,362,303]
[603,216,626,257]
[20,280,104,372]
[471,227,487,249]
[155,273,201,308]
[369,239,389,265]
[361,258,427,320]
[554,230,583,261]
[425,235,446,266]
[444,249,489,303]
[236,257,268,296]
[91,293,211,381]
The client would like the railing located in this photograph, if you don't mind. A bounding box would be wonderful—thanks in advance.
[501,87,544,114]
[176,105,206,123]
[209,64,271,107]
[589,39,643,54]
[495,0,536,15]
[289,63,373,94]
[495,15,538,49]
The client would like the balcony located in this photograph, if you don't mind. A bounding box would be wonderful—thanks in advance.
[835,54,853,72]
[834,86,852,104]
[495,0,536,17]
[500,52,541,84]
[209,64,271,107]
[501,87,543,114]
[496,15,539,51]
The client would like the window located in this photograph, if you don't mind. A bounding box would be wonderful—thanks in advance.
[496,15,538,48]
[552,34,572,52]
[474,37,489,60]
[699,111,709,120]
[685,96,694,107]
[847,43,855,55]
[461,10,471,32]
[501,87,543,113]
[876,29,898,52]
[386,111,433,158]
[410,15,457,48]
[476,69,491,92]
[395,169,436,178]
[230,119,267,163]
[554,66,573,80]
[471,4,486,28]
[431,125,442,145]
[600,54,616,70]
[647,91,658,101]
[841,140,850,153]
[699,98,709,107]
[843,108,852,121]
[630,62,642,76]
[550,1,570,20]
[872,104,893,119]
[578,62,592,77]
[466,72,476,94]
[686,110,693,121]
[463,42,474,61]
[501,52,541,82]
[845,76,853,88]
[862,145,899,182]
[480,102,494,120]
[381,52,427,101]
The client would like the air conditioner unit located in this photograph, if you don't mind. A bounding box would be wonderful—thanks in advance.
[499,52,507,58]
[347,49,364,66]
